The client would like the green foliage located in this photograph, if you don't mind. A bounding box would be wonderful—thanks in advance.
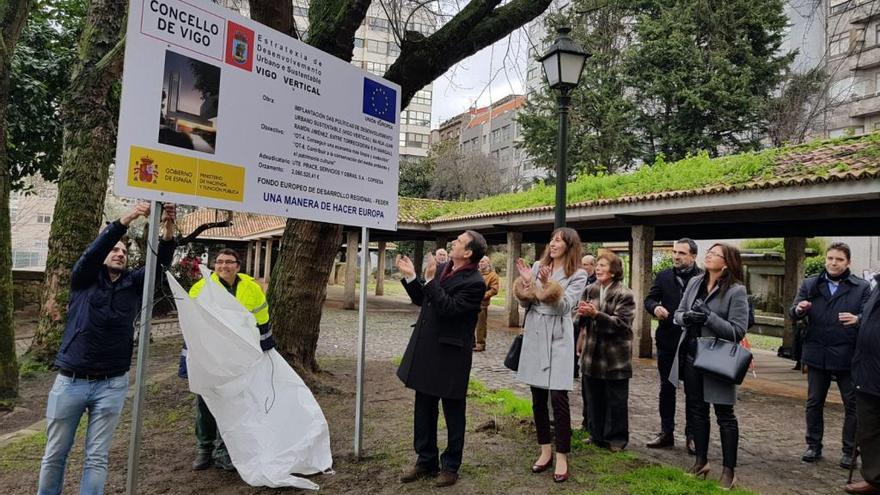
[415,147,778,220]
[18,355,49,379]
[804,255,824,277]
[652,254,673,277]
[740,238,827,258]
[398,156,434,198]
[489,251,507,276]
[519,0,793,174]
[467,378,532,420]
[7,0,87,191]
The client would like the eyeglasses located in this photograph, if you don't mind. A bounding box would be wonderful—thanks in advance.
[214,260,239,265]
[705,251,723,259]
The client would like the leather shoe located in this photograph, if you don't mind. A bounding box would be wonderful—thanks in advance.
[192,451,212,470]
[802,447,822,463]
[841,452,856,469]
[686,437,696,456]
[845,481,880,494]
[434,470,459,487]
[400,464,438,483]
[646,432,674,449]
[213,451,235,471]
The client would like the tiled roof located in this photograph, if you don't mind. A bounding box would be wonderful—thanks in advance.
[178,133,880,239]
[421,133,880,223]
[466,96,526,129]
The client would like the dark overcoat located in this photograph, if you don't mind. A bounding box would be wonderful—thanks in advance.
[644,267,702,352]
[790,272,871,371]
[853,279,880,397]
[396,263,486,400]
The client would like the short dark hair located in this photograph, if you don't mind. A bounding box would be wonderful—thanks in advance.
[215,248,241,264]
[827,241,851,261]
[675,238,698,255]
[464,230,487,264]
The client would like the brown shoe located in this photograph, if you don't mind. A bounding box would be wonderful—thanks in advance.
[646,432,674,449]
[434,470,459,487]
[400,464,438,483]
[846,481,880,494]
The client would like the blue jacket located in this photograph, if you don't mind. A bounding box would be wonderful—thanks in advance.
[790,272,871,371]
[54,220,176,374]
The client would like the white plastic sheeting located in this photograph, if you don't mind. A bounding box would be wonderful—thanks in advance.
[169,267,333,489]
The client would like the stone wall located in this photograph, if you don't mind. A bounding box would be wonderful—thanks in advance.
[13,270,43,310]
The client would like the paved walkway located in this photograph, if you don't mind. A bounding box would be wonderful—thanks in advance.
[317,285,856,495]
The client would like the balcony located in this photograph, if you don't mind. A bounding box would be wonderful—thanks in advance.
[849,93,880,118]
[852,44,880,70]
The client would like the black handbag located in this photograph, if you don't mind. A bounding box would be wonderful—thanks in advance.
[693,336,753,385]
[504,334,523,371]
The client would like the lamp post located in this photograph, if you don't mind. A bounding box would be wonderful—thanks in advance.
[540,27,589,229]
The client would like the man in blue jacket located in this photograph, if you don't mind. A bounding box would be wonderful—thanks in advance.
[37,202,176,495]
[792,242,871,469]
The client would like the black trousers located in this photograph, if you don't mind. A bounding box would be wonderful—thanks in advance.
[805,367,857,454]
[584,378,629,449]
[657,348,690,437]
[857,392,880,485]
[531,387,572,453]
[682,356,739,468]
[413,391,466,473]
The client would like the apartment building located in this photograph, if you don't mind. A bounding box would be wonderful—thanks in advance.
[824,0,880,136]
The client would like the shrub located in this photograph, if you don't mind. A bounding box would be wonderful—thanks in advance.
[653,254,673,277]
[805,255,824,277]
[489,251,507,276]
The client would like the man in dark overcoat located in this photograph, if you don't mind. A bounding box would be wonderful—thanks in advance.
[644,238,701,453]
[395,230,487,488]
[846,274,880,494]
[791,242,871,468]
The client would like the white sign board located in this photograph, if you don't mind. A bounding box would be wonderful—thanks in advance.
[114,0,400,230]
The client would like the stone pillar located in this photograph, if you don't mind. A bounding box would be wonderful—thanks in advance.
[254,240,262,279]
[376,241,386,296]
[264,238,274,281]
[783,237,807,350]
[631,225,655,358]
[507,231,523,327]
[344,230,359,310]
[245,242,253,275]
[413,240,425,278]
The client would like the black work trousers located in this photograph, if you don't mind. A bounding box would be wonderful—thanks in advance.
[413,391,466,473]
[805,367,857,455]
[584,377,629,449]
[657,348,690,437]
[682,356,739,468]
[531,387,572,453]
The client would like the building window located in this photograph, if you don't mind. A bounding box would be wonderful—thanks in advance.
[389,43,400,57]
[37,213,51,224]
[411,90,432,106]
[10,207,18,223]
[365,61,388,75]
[854,76,871,97]
[830,0,851,15]
[293,6,308,17]
[367,16,389,33]
[33,239,48,250]
[830,76,856,101]
[368,40,389,54]
[354,38,364,48]
[12,251,42,269]
[830,33,849,56]
[404,132,429,148]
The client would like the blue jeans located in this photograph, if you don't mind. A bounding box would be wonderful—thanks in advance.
[38,372,129,495]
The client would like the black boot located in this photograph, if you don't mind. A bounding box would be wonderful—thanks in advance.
[192,451,212,470]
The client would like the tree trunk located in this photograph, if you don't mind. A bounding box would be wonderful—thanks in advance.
[28,0,126,362]
[0,0,34,407]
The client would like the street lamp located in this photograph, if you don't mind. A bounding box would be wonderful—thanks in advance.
[539,27,589,229]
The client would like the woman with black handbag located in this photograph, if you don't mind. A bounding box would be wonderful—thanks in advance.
[671,243,749,490]
[513,227,588,483]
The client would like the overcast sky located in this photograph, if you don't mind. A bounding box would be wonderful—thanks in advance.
[430,29,534,127]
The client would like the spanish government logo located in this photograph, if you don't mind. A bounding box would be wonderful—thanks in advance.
[225,21,254,72]
[363,78,397,124]
[133,155,159,184]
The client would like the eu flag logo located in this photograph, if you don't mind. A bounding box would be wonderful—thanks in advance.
[363,78,397,124]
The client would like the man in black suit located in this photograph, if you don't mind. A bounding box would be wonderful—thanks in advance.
[644,238,701,452]
[846,274,880,494]
[395,230,487,488]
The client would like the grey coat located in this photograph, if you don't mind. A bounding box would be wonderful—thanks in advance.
[514,262,588,391]
[671,274,749,406]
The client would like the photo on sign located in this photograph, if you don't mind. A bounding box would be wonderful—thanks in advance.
[159,50,221,155]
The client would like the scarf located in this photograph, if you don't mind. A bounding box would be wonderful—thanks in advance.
[824,268,851,283]
[439,260,478,283]
[674,263,700,291]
